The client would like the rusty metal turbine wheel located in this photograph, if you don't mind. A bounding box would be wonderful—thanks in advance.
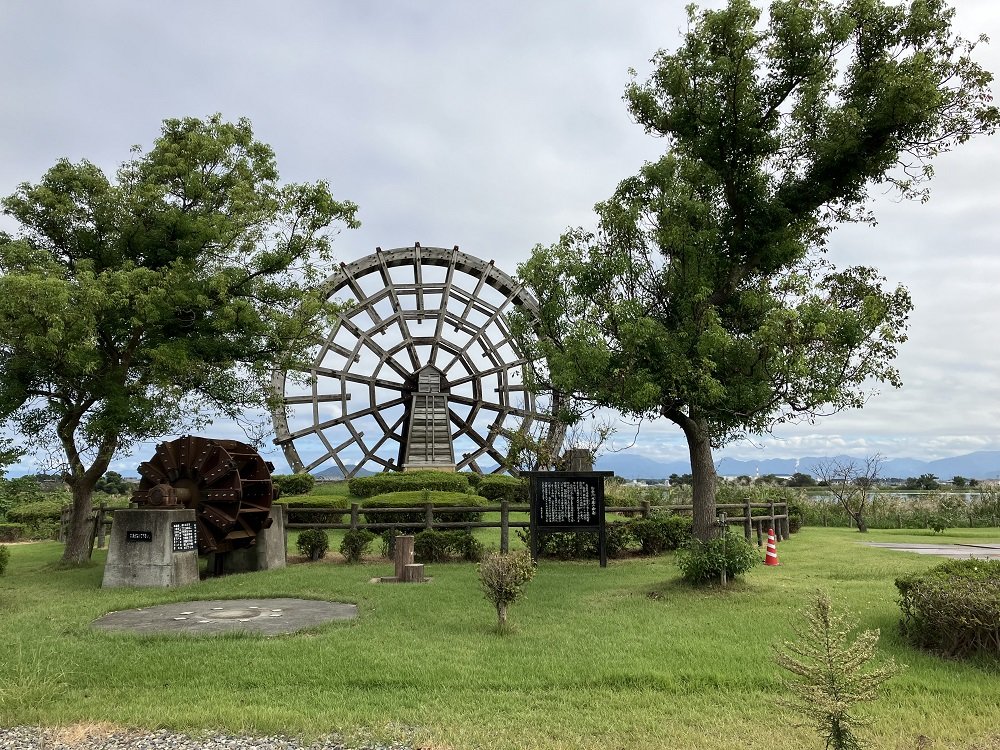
[271,244,545,477]
[131,435,277,555]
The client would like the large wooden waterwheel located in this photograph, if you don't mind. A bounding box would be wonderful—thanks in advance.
[270,244,555,477]
[130,435,277,555]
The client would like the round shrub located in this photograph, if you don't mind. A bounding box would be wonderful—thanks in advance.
[0,545,9,576]
[272,473,316,497]
[413,530,483,563]
[896,558,1000,657]
[628,515,692,555]
[347,470,469,498]
[478,549,536,629]
[339,529,376,563]
[676,531,759,584]
[477,475,527,503]
[361,491,486,528]
[296,529,330,561]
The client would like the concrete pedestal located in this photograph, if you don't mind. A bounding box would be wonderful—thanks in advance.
[102,508,199,588]
[223,504,287,574]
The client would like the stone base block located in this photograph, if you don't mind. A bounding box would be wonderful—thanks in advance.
[221,504,287,574]
[102,509,199,588]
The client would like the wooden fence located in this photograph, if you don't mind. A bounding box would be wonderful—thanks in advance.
[66,498,787,555]
[287,499,789,553]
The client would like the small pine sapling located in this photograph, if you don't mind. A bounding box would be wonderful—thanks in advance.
[775,591,903,750]
[477,550,536,630]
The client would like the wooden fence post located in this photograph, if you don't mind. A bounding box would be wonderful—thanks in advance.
[96,503,107,549]
[350,503,359,531]
[768,500,776,537]
[424,503,434,530]
[500,498,509,553]
[743,497,752,541]
[641,500,651,519]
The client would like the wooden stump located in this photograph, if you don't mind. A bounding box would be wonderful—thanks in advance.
[394,535,415,579]
[402,563,425,583]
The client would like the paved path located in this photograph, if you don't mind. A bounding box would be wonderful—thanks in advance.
[863,542,1000,560]
[91,597,358,636]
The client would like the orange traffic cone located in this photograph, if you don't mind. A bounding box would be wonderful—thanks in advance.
[765,527,780,566]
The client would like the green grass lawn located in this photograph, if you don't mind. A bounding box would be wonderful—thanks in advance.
[1,526,998,750]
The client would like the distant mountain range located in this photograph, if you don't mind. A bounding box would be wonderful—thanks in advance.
[305,450,1000,481]
[594,450,1000,481]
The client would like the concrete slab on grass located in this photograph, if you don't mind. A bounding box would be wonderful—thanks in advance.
[91,598,358,636]
[863,542,1000,560]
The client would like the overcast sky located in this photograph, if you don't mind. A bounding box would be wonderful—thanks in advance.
[2,0,999,475]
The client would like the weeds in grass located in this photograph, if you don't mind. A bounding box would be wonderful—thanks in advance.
[0,638,74,715]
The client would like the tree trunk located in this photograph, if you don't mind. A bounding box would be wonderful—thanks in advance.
[853,514,869,533]
[668,408,718,541]
[497,602,508,628]
[62,478,98,564]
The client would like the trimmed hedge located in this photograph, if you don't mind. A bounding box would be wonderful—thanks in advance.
[477,475,528,503]
[283,495,350,524]
[896,558,1000,657]
[272,473,316,497]
[0,523,25,543]
[6,500,65,522]
[361,491,486,528]
[627,515,692,555]
[0,545,8,576]
[348,470,470,498]
[516,524,632,560]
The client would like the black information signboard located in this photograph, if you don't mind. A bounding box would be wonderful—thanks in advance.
[524,471,614,567]
[171,522,198,552]
[126,530,152,542]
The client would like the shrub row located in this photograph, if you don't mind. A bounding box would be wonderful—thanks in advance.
[361,491,486,527]
[0,545,8,576]
[282,495,349,524]
[347,470,470,498]
[516,515,693,560]
[476,475,528,503]
[896,558,1000,657]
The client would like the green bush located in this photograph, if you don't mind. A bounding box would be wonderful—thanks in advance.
[413,530,454,563]
[295,528,330,561]
[6,499,65,523]
[348,470,469,498]
[380,529,402,558]
[676,531,759,584]
[412,530,483,563]
[478,549,536,629]
[284,495,349,524]
[0,523,25,543]
[361,491,485,528]
[463,472,482,488]
[516,525,632,560]
[272,473,316,497]
[896,559,1000,657]
[6,500,65,540]
[477,475,527,503]
[0,545,9,576]
[339,529,376,563]
[628,515,692,555]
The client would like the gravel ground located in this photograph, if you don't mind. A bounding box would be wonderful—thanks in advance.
[0,727,417,750]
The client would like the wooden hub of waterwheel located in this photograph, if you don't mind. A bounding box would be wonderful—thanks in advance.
[130,435,278,555]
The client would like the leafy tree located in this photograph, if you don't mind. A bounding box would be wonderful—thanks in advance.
[814,455,882,532]
[0,115,358,564]
[669,473,693,486]
[94,471,130,495]
[515,0,996,539]
[952,475,967,488]
[904,473,941,490]
[786,472,816,488]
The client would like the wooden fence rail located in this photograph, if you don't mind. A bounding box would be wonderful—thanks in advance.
[63,499,787,555]
[286,499,788,553]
